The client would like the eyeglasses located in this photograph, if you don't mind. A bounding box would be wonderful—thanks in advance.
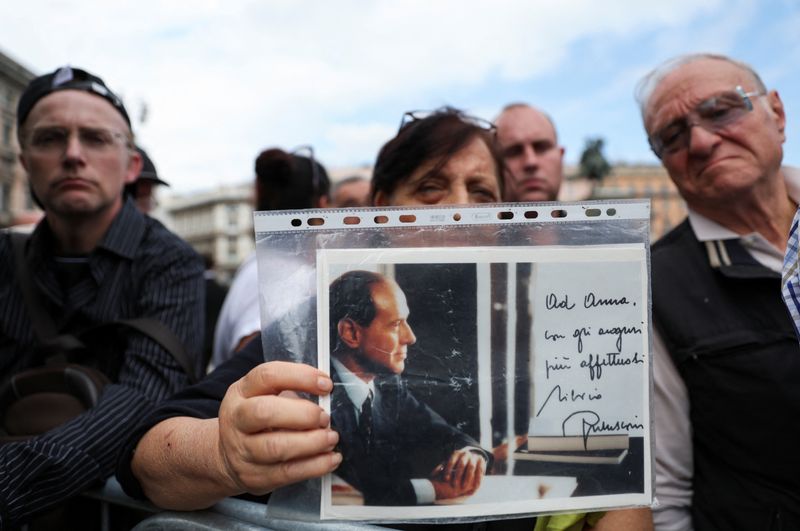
[648,85,765,158]
[398,109,497,134]
[290,144,321,197]
[26,126,129,156]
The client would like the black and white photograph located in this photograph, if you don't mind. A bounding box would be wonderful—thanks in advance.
[317,245,651,520]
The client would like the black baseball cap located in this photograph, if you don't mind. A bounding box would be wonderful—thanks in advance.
[17,65,131,128]
[136,146,169,186]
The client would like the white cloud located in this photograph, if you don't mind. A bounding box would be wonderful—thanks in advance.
[322,122,398,168]
[2,0,791,191]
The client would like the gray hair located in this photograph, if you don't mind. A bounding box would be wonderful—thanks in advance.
[634,53,767,121]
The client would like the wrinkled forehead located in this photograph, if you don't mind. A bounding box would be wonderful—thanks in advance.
[644,59,756,131]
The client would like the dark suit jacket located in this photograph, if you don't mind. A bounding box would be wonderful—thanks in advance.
[331,366,485,506]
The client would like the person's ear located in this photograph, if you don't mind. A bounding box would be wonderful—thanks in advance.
[124,148,143,185]
[766,90,786,140]
[316,195,330,208]
[337,318,361,349]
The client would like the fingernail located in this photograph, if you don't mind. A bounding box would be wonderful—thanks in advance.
[331,452,343,466]
[327,430,339,446]
[319,410,330,427]
[318,377,333,392]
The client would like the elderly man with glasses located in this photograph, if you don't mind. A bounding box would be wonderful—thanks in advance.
[0,66,204,528]
[637,53,800,530]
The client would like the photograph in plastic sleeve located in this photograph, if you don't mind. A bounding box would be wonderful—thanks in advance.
[317,245,652,521]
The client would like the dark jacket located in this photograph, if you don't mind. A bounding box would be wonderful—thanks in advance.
[330,365,485,506]
[652,220,800,531]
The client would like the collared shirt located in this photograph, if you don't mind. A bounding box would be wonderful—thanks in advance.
[331,357,375,417]
[0,198,204,529]
[653,166,799,531]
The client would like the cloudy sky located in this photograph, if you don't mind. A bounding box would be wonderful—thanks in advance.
[2,0,798,193]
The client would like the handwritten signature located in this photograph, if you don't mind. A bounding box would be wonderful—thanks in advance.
[561,410,644,445]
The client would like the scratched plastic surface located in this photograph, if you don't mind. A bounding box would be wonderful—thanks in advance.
[251,200,654,525]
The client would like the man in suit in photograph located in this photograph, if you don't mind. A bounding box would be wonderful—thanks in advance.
[328,269,489,506]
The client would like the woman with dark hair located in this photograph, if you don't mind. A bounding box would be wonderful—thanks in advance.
[365,108,651,529]
[255,147,330,211]
[211,146,330,369]
[372,107,503,206]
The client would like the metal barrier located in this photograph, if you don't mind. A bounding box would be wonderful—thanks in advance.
[83,478,388,531]
[133,511,272,530]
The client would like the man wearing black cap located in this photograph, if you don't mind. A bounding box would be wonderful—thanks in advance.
[0,66,204,528]
[126,146,169,214]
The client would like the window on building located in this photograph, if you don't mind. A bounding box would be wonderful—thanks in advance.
[227,236,238,259]
[227,204,238,227]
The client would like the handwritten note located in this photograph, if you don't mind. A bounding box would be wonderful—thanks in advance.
[531,258,648,440]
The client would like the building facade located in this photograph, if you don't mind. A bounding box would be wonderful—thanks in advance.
[160,183,254,283]
[0,49,36,228]
[561,163,687,241]
[589,164,687,241]
[161,168,373,283]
